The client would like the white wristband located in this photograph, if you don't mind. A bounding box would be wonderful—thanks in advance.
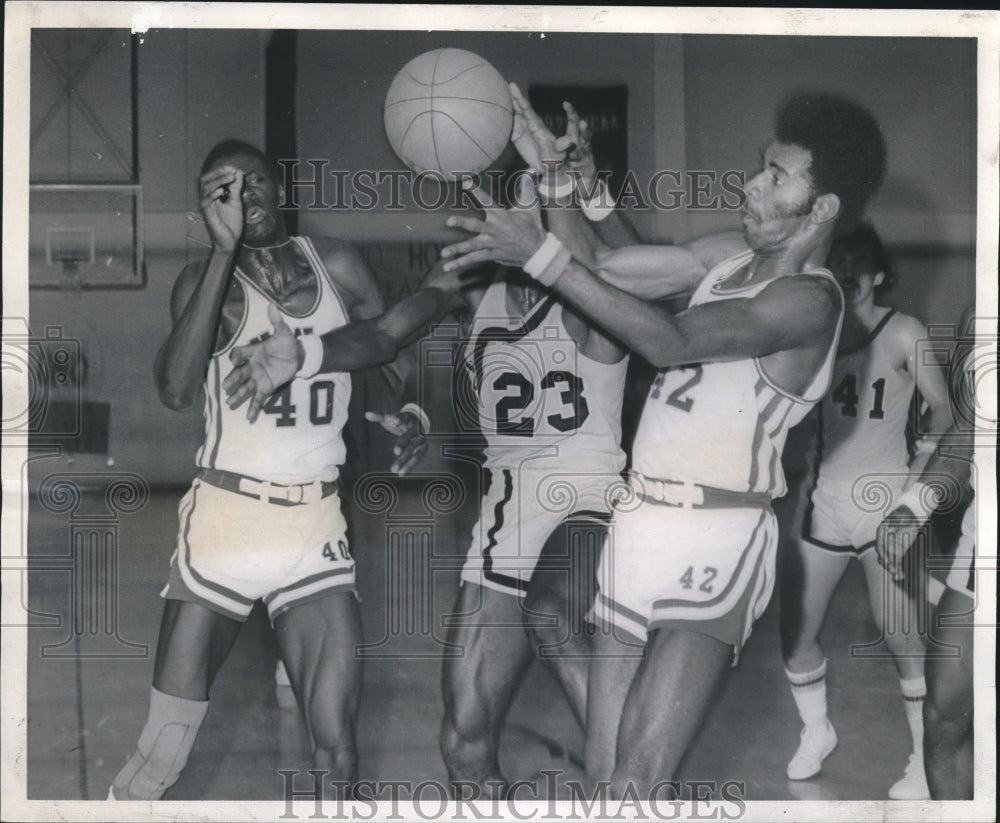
[523,233,564,277]
[580,180,615,222]
[296,333,323,380]
[896,481,940,524]
[535,245,573,288]
[537,175,575,200]
[400,402,430,434]
[914,438,938,456]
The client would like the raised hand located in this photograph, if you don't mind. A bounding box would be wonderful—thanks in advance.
[509,84,594,186]
[200,165,245,253]
[365,410,428,475]
[561,100,598,188]
[440,178,546,272]
[223,303,301,422]
[509,83,563,172]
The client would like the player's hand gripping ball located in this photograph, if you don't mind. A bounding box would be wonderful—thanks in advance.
[384,48,513,179]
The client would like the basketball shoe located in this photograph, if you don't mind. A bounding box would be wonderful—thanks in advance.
[787,720,838,780]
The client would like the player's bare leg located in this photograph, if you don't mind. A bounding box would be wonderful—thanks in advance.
[523,516,605,724]
[440,582,535,792]
[110,600,242,799]
[584,626,643,783]
[860,550,929,797]
[780,542,850,779]
[274,591,363,786]
[608,628,731,796]
[780,541,851,673]
[924,587,974,799]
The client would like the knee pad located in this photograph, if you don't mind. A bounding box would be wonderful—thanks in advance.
[111,687,208,800]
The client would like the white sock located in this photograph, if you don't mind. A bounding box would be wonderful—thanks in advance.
[900,676,926,757]
[111,687,209,800]
[787,659,828,727]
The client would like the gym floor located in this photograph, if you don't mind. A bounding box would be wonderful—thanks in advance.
[25,473,922,803]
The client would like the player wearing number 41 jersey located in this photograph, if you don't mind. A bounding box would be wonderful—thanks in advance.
[111,140,459,801]
[779,224,952,799]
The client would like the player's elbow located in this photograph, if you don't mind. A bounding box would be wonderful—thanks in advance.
[366,324,405,367]
[155,358,197,411]
[635,337,690,369]
[157,378,196,411]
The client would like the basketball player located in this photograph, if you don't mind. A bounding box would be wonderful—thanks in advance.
[779,224,952,797]
[437,101,645,792]
[227,102,644,793]
[877,311,977,800]
[109,140,456,800]
[442,89,886,795]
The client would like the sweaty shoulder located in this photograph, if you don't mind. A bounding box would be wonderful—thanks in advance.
[756,273,842,348]
[685,231,751,273]
[308,235,384,320]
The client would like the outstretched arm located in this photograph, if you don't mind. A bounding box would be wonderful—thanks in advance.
[223,281,465,422]
[440,181,835,369]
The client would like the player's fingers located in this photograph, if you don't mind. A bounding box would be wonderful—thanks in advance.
[225,377,254,410]
[513,174,539,210]
[510,83,557,139]
[199,167,236,194]
[553,135,576,154]
[393,425,419,455]
[366,410,406,436]
[246,392,265,424]
[392,438,427,476]
[441,249,496,272]
[444,215,489,237]
[222,358,251,394]
[461,185,499,210]
[267,301,292,336]
[563,100,581,127]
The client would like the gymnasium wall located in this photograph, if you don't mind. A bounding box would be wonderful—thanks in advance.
[25,30,979,487]
[28,30,267,485]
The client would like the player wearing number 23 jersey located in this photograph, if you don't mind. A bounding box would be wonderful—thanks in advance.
[460,274,627,595]
[163,235,356,621]
[591,249,843,650]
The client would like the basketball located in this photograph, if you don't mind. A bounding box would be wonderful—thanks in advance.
[384,48,513,178]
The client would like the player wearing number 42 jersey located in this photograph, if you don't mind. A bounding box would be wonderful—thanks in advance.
[442,88,889,795]
[779,224,952,799]
[110,140,458,800]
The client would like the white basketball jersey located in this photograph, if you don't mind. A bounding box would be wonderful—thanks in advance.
[463,277,627,474]
[632,250,843,498]
[818,310,913,481]
[196,236,352,484]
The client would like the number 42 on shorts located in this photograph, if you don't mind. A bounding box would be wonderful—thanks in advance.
[680,565,718,593]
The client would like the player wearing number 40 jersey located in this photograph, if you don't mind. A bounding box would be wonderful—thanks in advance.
[779,224,952,799]
[110,139,460,801]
